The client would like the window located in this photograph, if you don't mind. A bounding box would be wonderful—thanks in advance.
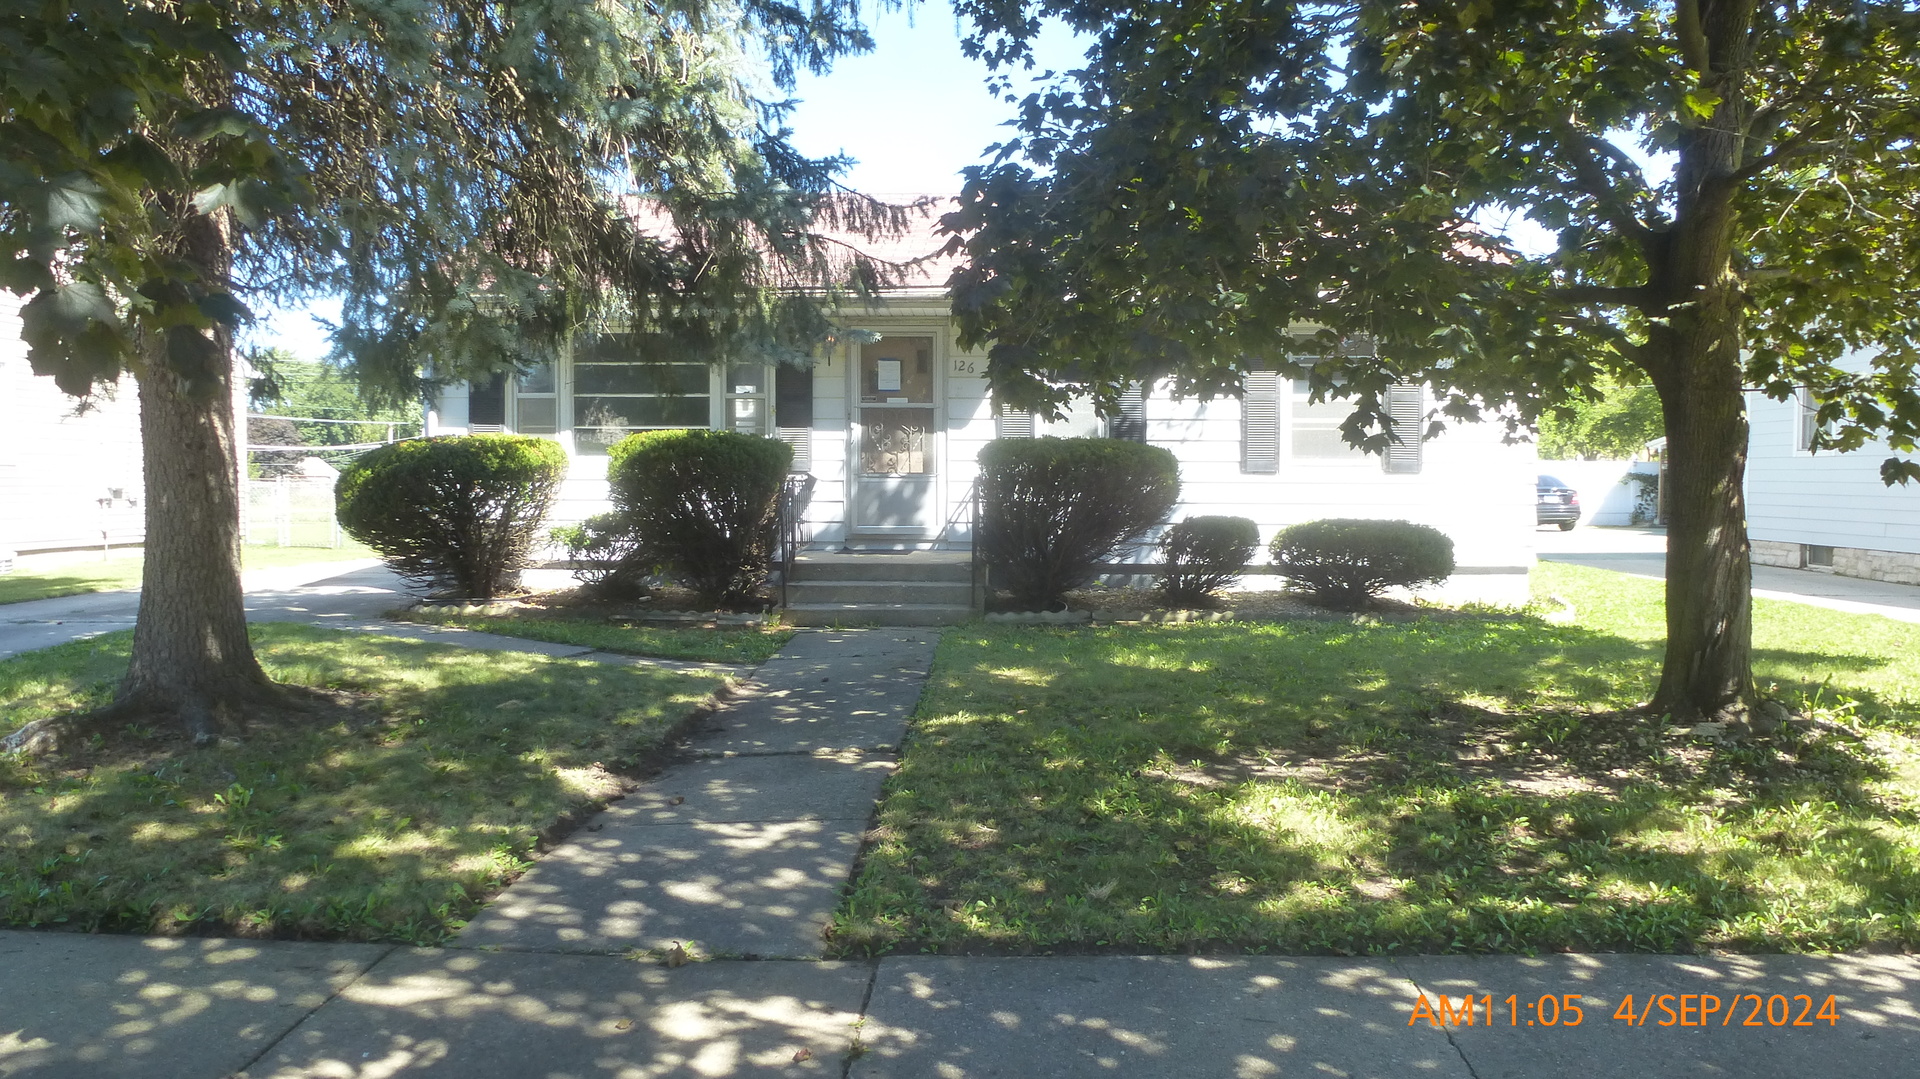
[570,333,711,454]
[512,359,558,435]
[1795,387,1834,452]
[725,363,768,435]
[1289,379,1367,461]
[468,373,506,433]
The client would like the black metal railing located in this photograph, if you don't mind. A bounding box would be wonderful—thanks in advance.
[970,481,985,613]
[774,473,816,609]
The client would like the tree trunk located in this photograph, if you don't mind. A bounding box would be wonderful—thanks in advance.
[1641,0,1759,725]
[1647,329,1756,724]
[119,209,279,743]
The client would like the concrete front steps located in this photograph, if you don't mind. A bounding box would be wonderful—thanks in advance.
[782,550,979,626]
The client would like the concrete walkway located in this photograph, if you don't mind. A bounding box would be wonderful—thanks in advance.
[454,628,937,959]
[1538,524,1920,623]
[5,931,1916,1078]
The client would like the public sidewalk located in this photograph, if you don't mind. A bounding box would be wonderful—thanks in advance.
[1538,525,1920,624]
[3,932,1915,1078]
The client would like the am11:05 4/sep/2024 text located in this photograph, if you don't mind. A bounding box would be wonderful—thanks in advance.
[1408,991,1841,1029]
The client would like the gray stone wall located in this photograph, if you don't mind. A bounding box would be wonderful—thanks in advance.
[1833,545,1920,586]
[1751,539,1803,569]
[1750,537,1920,585]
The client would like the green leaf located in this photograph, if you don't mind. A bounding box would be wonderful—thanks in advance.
[45,173,108,231]
[1682,87,1721,119]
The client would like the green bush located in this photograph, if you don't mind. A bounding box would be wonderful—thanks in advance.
[1157,515,1259,608]
[978,437,1180,609]
[337,435,567,599]
[607,429,791,609]
[551,513,653,598]
[1269,518,1455,610]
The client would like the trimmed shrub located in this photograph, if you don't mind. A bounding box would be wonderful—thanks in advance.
[551,513,653,598]
[337,434,567,599]
[978,437,1180,609]
[1269,518,1455,610]
[1157,515,1259,607]
[607,428,791,609]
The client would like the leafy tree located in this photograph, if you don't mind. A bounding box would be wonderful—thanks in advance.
[944,0,1920,724]
[248,346,418,448]
[1,0,907,751]
[1538,376,1665,460]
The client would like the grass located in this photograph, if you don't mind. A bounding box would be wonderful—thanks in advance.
[0,623,728,943]
[832,562,1920,957]
[400,609,795,665]
[0,542,376,606]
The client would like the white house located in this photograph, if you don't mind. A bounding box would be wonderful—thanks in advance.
[0,291,146,556]
[1746,366,1920,585]
[425,210,1539,611]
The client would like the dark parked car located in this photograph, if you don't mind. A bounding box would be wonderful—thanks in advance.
[1537,475,1581,530]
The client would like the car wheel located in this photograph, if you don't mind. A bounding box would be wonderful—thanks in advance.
[1558,520,1576,531]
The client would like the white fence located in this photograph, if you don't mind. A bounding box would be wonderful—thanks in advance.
[244,476,342,548]
[1537,460,1661,526]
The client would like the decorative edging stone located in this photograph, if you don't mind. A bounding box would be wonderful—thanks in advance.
[982,608,1239,625]
[1093,609,1235,624]
[408,601,771,627]
[984,610,1093,624]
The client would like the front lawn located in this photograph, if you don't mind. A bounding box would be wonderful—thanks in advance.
[0,542,376,606]
[0,624,728,942]
[400,608,794,665]
[833,562,1920,956]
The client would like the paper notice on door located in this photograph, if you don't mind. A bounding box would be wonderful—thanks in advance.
[876,358,902,392]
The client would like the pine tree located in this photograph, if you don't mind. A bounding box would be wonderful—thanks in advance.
[2,0,908,749]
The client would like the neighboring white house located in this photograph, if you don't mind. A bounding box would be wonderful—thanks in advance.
[1745,363,1920,585]
[426,210,1539,604]
[0,292,146,555]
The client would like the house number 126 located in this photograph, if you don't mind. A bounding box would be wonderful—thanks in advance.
[951,358,979,375]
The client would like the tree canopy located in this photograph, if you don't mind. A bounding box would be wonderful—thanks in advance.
[1538,376,1664,461]
[942,0,1920,722]
[0,0,906,748]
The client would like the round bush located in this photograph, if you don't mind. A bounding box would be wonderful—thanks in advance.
[551,513,653,599]
[1157,515,1259,608]
[978,437,1180,609]
[607,429,791,609]
[337,434,567,599]
[1269,518,1456,610]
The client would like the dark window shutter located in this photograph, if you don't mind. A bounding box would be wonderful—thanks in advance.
[1242,371,1279,473]
[775,364,813,471]
[468,373,506,431]
[1110,383,1147,442]
[1382,382,1424,474]
[996,410,1035,438]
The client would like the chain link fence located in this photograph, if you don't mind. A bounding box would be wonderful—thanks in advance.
[244,475,343,548]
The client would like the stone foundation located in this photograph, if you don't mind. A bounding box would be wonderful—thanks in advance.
[1751,538,1920,586]
[1834,546,1920,586]
[1751,539,1803,569]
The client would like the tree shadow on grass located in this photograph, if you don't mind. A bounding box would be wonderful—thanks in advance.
[0,624,725,944]
[837,615,1920,956]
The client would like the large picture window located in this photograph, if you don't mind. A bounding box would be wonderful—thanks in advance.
[1289,379,1366,461]
[571,333,711,454]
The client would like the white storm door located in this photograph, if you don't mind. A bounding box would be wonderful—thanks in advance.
[850,335,940,537]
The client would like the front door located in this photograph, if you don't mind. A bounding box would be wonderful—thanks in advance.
[850,334,940,539]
